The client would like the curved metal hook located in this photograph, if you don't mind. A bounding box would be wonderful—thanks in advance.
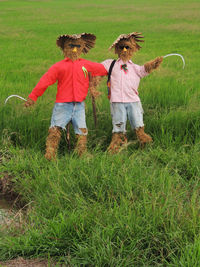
[163,53,185,69]
[4,95,27,105]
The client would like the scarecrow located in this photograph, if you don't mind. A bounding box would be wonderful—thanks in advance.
[24,33,107,160]
[101,32,163,153]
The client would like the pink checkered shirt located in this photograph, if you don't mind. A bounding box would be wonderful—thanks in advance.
[102,58,149,103]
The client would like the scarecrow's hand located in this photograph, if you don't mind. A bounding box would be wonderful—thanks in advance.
[24,97,35,108]
[144,56,163,73]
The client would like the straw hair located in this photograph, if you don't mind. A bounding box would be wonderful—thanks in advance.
[109,32,144,50]
[56,33,96,54]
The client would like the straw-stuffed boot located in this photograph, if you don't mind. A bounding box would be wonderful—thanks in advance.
[135,126,152,148]
[75,134,87,157]
[44,127,62,160]
[108,132,127,154]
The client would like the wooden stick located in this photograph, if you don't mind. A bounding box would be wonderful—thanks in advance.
[66,123,71,150]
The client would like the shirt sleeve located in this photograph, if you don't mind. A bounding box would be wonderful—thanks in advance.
[101,59,114,72]
[134,64,149,78]
[86,61,108,77]
[29,64,58,101]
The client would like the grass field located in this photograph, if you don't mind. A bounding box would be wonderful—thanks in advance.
[0,0,200,266]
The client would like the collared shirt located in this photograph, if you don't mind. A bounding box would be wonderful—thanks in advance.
[29,58,108,103]
[102,58,149,103]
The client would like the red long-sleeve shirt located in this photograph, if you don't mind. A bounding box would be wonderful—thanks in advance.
[29,58,108,102]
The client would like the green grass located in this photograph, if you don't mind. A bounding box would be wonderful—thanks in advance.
[0,0,200,266]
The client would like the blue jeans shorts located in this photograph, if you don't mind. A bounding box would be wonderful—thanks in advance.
[50,102,87,135]
[110,102,144,133]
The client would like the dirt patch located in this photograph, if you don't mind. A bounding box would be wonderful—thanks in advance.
[0,172,29,230]
[0,172,24,208]
[0,257,55,267]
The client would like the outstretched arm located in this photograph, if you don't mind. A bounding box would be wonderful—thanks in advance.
[144,56,163,73]
[24,64,58,108]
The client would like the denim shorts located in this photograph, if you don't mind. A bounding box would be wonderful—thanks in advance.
[110,102,144,133]
[50,102,87,135]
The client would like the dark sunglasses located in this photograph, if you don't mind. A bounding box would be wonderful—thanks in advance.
[68,44,81,48]
[119,45,130,50]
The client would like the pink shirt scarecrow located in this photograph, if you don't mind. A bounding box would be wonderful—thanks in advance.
[102,32,163,154]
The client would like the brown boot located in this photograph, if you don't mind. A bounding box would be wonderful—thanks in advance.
[108,132,127,154]
[135,126,152,147]
[75,135,87,156]
[44,127,62,160]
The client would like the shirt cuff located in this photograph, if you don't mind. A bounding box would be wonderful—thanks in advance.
[28,93,38,102]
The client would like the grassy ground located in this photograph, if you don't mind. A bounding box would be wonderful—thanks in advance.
[0,0,200,266]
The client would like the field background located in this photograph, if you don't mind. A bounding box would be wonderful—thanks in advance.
[0,0,200,266]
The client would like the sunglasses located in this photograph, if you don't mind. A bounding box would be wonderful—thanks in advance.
[119,45,130,50]
[68,44,81,48]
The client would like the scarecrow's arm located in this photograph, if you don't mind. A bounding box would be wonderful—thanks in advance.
[88,73,104,128]
[88,74,103,99]
[86,61,107,98]
[24,64,58,107]
[144,56,163,73]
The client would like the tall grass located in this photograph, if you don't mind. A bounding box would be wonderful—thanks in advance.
[0,0,200,265]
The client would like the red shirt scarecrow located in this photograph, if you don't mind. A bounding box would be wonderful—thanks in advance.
[101,32,163,153]
[25,33,107,160]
